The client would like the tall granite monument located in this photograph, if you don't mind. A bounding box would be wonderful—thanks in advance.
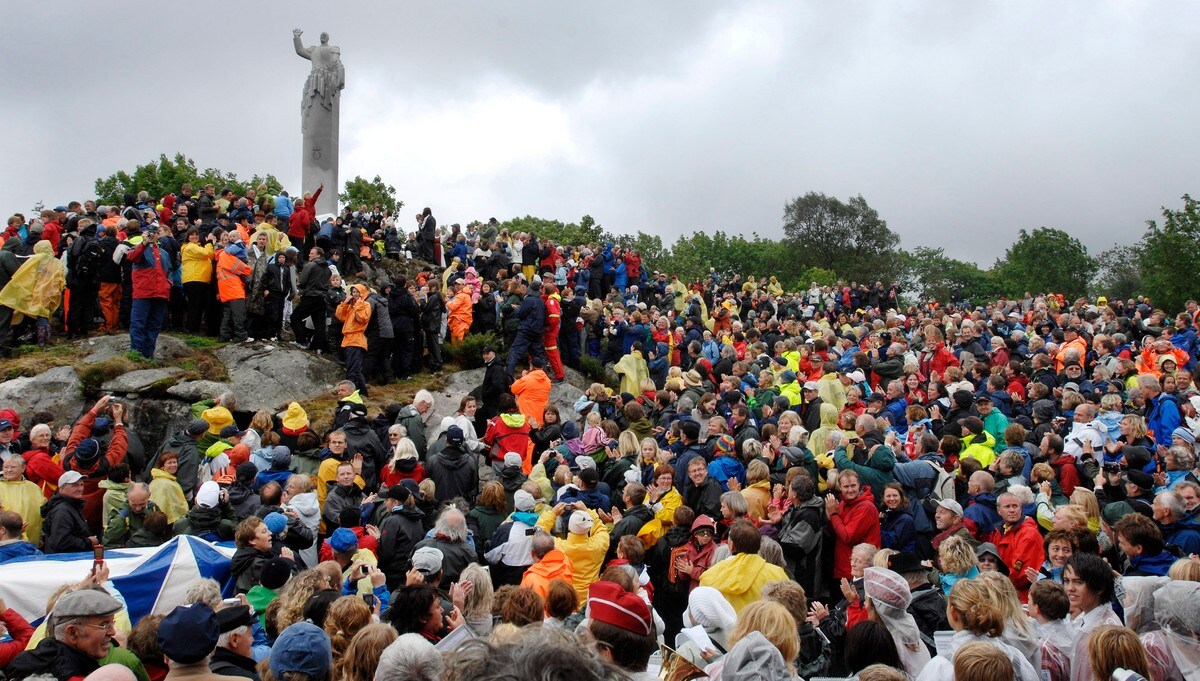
[293,28,344,216]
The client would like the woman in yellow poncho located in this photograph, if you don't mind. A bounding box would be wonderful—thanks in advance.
[0,241,64,346]
[148,451,188,524]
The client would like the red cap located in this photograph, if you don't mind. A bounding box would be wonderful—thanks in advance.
[588,581,652,636]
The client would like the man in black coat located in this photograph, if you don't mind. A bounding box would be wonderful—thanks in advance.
[424,426,479,503]
[377,485,418,590]
[476,346,510,433]
[41,471,95,554]
[607,483,655,562]
[342,405,387,490]
[505,281,547,376]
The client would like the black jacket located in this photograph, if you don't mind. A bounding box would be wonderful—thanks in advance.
[377,506,418,589]
[6,637,100,680]
[608,504,655,562]
[425,446,479,503]
[231,546,272,594]
[342,419,387,490]
[908,584,949,639]
[684,478,723,520]
[41,494,92,554]
[297,260,331,298]
[210,648,260,680]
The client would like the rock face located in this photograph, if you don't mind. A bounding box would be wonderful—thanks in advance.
[101,367,183,394]
[0,366,86,424]
[79,335,191,365]
[214,344,343,412]
[166,380,232,402]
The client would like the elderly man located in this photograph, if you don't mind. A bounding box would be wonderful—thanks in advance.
[5,589,123,680]
[395,390,434,458]
[209,605,259,680]
[991,491,1044,602]
[102,483,158,548]
[931,499,978,553]
[157,603,244,681]
[42,471,97,554]
[413,507,475,590]
[0,457,44,546]
[1154,489,1200,555]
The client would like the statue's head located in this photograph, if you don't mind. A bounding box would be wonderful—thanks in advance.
[320,32,329,44]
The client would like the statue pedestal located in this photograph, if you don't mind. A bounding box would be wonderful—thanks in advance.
[302,101,339,216]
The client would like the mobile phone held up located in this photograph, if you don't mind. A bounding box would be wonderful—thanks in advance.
[362,593,377,609]
[93,546,105,572]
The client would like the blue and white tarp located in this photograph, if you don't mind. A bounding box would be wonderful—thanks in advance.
[0,536,234,624]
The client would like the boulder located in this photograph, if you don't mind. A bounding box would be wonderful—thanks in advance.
[101,367,183,394]
[0,366,86,423]
[214,343,343,412]
[166,380,232,403]
[79,334,191,365]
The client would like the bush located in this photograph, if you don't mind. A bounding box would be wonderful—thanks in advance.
[578,355,618,389]
[444,332,500,369]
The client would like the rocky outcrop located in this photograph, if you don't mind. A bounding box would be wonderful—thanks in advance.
[79,334,191,365]
[214,343,343,412]
[101,367,183,394]
[0,366,86,423]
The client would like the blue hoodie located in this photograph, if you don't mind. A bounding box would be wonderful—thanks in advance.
[0,540,42,564]
[708,456,746,492]
[1127,549,1176,577]
[1163,517,1200,555]
[601,243,614,274]
[1172,326,1199,370]
[964,493,1001,537]
[614,262,627,288]
[273,194,294,219]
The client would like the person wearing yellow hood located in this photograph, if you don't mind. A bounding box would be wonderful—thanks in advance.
[959,417,997,469]
[0,456,44,546]
[698,519,788,613]
[336,283,373,396]
[809,402,842,459]
[0,240,63,346]
[192,392,236,453]
[279,401,310,452]
[816,365,847,411]
[669,275,688,313]
[537,501,610,607]
[766,276,784,297]
[778,370,802,407]
[613,342,651,397]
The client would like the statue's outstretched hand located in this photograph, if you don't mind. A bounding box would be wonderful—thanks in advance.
[293,28,303,38]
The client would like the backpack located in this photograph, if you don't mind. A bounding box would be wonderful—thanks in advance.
[69,236,103,287]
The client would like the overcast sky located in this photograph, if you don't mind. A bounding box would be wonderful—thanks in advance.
[3,1,1198,264]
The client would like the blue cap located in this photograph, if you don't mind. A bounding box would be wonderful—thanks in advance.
[263,512,288,536]
[158,603,219,664]
[269,622,332,679]
[73,438,101,463]
[329,528,358,554]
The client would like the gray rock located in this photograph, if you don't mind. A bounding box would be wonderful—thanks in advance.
[123,397,194,458]
[214,343,343,412]
[79,334,191,365]
[0,366,86,423]
[166,380,232,403]
[101,367,183,393]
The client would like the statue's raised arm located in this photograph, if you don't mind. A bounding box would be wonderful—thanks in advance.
[293,28,312,60]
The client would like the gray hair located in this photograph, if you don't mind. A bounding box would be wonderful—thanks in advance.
[531,531,556,560]
[127,482,150,498]
[413,390,435,408]
[375,633,444,681]
[1156,490,1186,520]
[217,391,237,411]
[183,578,223,609]
[434,507,468,542]
[458,563,494,621]
[216,624,250,649]
[1138,374,1162,392]
[855,413,878,433]
[29,424,51,439]
[720,491,748,517]
[1168,445,1196,470]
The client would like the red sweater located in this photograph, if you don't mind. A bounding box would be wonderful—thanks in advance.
[830,488,881,579]
[0,608,33,668]
[21,448,64,499]
[63,410,128,532]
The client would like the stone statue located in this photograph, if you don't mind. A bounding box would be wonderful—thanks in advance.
[293,28,343,216]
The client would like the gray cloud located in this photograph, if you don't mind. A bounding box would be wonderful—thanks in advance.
[3,1,1198,266]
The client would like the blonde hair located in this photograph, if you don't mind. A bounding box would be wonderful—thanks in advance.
[952,641,1014,681]
[1087,625,1150,680]
[939,535,978,576]
[1123,415,1148,443]
[977,571,1035,642]
[947,578,1005,637]
[728,601,799,670]
[271,570,332,632]
[1168,556,1200,581]
[617,431,639,458]
[873,548,897,568]
[746,459,770,485]
[1054,504,1089,530]
[1069,488,1101,525]
[336,623,397,681]
[249,410,274,435]
[1030,462,1055,484]
[325,596,372,663]
[856,664,907,681]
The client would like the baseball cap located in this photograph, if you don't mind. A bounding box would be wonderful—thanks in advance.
[568,510,595,535]
[937,499,964,517]
[329,528,359,554]
[802,381,820,391]
[186,418,210,436]
[269,623,332,679]
[220,425,246,439]
[445,425,465,446]
[0,419,12,431]
[158,603,220,664]
[58,471,84,487]
[411,547,444,574]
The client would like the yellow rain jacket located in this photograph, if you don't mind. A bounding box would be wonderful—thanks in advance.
[0,478,44,545]
[0,241,64,320]
[698,552,789,614]
[149,468,189,524]
[613,350,650,397]
[537,508,610,606]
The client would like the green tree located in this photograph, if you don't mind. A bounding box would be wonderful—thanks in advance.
[339,175,403,213]
[781,192,902,283]
[93,153,281,206]
[1138,194,1200,312]
[992,227,1097,300]
[899,247,997,304]
[500,215,605,247]
[611,231,667,271]
[1092,243,1143,302]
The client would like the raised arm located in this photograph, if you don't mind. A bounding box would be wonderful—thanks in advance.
[293,29,311,60]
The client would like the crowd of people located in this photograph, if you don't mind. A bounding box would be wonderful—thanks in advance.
[0,187,1198,680]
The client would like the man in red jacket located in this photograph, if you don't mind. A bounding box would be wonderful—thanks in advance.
[62,396,129,534]
[992,492,1045,603]
[127,225,172,358]
[826,469,881,579]
[287,184,323,249]
[542,284,565,382]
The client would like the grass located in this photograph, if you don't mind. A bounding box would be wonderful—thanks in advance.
[1,342,88,380]
[78,355,158,393]
[182,335,224,349]
[300,367,455,436]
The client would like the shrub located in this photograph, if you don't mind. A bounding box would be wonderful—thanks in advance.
[579,355,618,389]
[445,332,500,369]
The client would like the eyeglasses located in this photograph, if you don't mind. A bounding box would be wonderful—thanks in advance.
[75,620,116,633]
